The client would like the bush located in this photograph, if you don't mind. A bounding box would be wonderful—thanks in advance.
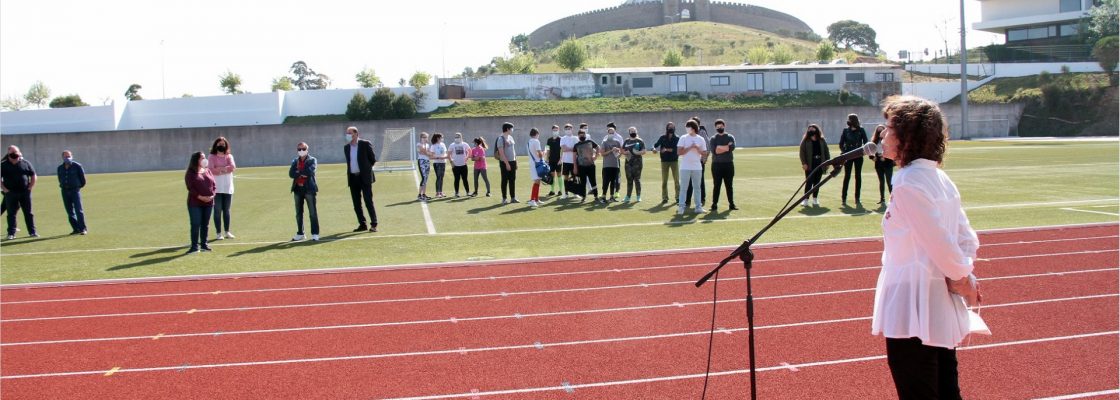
[366,88,394,120]
[49,94,87,108]
[1093,36,1118,86]
[391,93,417,119]
[345,92,368,121]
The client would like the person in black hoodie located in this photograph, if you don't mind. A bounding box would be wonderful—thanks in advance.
[838,113,869,204]
[870,124,895,204]
[653,122,680,204]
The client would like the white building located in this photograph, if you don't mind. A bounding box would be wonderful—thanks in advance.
[973,0,1097,45]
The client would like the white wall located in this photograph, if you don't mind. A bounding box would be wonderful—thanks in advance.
[907,62,1102,77]
[0,103,121,134]
[118,92,283,130]
[464,73,597,99]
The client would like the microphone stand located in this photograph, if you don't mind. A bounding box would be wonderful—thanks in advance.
[695,163,844,400]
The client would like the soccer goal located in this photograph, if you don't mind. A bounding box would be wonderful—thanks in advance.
[373,127,416,172]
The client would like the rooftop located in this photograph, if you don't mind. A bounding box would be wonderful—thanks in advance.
[587,63,902,74]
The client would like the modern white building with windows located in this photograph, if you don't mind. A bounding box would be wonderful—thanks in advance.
[973,0,1098,44]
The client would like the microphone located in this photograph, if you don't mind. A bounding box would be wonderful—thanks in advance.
[825,142,879,167]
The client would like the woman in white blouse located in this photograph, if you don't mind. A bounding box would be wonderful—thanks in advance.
[872,95,981,400]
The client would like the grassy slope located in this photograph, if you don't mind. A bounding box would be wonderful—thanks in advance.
[534,21,821,71]
[961,73,1110,104]
[1,140,1116,283]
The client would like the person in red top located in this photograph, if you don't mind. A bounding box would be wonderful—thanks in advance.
[185,151,216,254]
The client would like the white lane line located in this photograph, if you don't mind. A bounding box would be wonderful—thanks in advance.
[412,164,437,235]
[5,234,1115,306]
[1061,207,1120,217]
[1035,389,1120,400]
[386,331,1120,400]
[5,200,1117,258]
[1,295,1113,380]
[3,254,1115,324]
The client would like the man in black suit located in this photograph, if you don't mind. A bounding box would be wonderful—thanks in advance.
[344,126,378,232]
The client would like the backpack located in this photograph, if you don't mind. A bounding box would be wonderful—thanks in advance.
[493,136,504,161]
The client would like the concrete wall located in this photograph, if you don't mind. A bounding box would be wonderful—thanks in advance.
[460,73,598,99]
[0,103,122,135]
[0,104,1023,175]
[906,62,1102,77]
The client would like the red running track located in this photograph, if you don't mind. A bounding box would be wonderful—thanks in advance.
[1,223,1117,399]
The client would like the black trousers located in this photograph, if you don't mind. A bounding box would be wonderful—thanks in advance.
[841,157,864,202]
[499,161,517,199]
[562,163,575,194]
[452,165,470,194]
[347,175,377,227]
[886,337,962,400]
[805,162,823,198]
[876,160,894,201]
[711,162,734,206]
[5,191,35,235]
[576,164,598,198]
[602,167,620,197]
[685,163,706,205]
[433,163,446,193]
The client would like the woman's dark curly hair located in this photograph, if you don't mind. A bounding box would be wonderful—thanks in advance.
[882,95,947,167]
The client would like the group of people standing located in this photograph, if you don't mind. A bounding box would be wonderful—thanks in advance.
[798,113,897,208]
[1,145,88,241]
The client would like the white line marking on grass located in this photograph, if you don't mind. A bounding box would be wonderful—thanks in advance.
[1034,389,1120,400]
[2,295,1112,380]
[1061,207,1120,217]
[412,166,437,235]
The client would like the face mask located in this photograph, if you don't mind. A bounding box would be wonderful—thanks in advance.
[716,128,725,134]
[629,132,637,138]
[63,157,72,164]
[297,150,308,157]
[345,134,354,143]
[667,128,675,135]
[216,145,227,152]
[200,159,209,169]
[455,137,463,143]
[7,153,17,160]
[552,130,559,137]
[578,135,586,141]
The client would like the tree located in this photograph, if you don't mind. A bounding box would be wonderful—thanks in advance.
[366,87,394,120]
[1088,0,1119,43]
[219,70,243,94]
[816,41,836,63]
[827,20,880,54]
[771,44,795,64]
[124,84,143,101]
[355,67,382,88]
[345,92,369,121]
[271,76,294,92]
[554,38,589,72]
[391,93,417,119]
[49,94,88,108]
[398,78,406,87]
[409,71,431,109]
[746,46,770,65]
[662,49,683,67]
[2,96,28,111]
[510,33,530,54]
[24,81,50,108]
[289,61,330,90]
[1093,36,1119,86]
[494,53,536,74]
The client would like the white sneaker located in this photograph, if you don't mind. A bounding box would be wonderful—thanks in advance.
[213,233,224,241]
[694,206,704,214]
[559,194,567,199]
[311,234,320,241]
[225,232,235,239]
[528,200,539,208]
[812,198,820,206]
[801,199,809,207]
[677,206,685,215]
[292,234,305,241]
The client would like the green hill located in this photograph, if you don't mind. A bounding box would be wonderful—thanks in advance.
[531,21,832,71]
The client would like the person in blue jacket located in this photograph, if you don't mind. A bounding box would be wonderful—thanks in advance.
[289,142,319,241]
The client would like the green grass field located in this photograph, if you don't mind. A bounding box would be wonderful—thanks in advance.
[1,139,1117,284]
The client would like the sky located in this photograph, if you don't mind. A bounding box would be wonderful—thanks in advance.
[0,0,1002,105]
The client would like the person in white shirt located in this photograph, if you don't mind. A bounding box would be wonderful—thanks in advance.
[430,133,449,198]
[872,95,981,400]
[559,123,578,199]
[526,128,546,207]
[415,132,432,202]
[676,120,708,215]
[448,132,472,198]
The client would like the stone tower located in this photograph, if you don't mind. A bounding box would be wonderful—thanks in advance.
[694,0,712,22]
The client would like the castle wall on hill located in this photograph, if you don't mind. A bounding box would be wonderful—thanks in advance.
[708,2,812,35]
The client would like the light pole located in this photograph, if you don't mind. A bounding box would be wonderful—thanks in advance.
[959,0,969,139]
[160,39,166,99]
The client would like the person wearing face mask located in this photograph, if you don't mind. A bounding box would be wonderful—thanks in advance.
[677,120,708,215]
[344,126,379,232]
[2,145,37,240]
[430,133,449,198]
[559,123,579,200]
[289,142,319,241]
[527,128,547,208]
[416,132,433,202]
[653,122,680,204]
[57,150,87,235]
[601,123,623,202]
[799,124,830,207]
[684,116,709,208]
[207,137,236,240]
[572,128,606,205]
[546,125,563,196]
[448,132,472,198]
[496,122,519,204]
[185,151,215,253]
[839,113,869,205]
[622,126,646,202]
[709,119,738,211]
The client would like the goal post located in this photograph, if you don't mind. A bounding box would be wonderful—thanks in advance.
[373,127,416,172]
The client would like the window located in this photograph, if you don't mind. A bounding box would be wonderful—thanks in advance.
[633,77,654,88]
[710,76,731,86]
[1008,28,1028,41]
[1060,23,1079,36]
[814,74,834,84]
[600,76,609,85]
[746,73,764,91]
[1060,0,1082,12]
[670,74,687,92]
[615,76,623,85]
[781,72,798,90]
[875,73,895,82]
[1028,26,1051,39]
[845,73,865,83]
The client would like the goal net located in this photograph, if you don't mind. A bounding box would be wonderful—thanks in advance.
[373,127,416,172]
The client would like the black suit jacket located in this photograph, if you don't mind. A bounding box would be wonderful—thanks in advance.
[344,139,377,186]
